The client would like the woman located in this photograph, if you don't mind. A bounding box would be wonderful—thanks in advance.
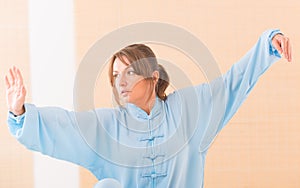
[5,29,292,188]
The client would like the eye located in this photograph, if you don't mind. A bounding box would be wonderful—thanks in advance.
[112,73,120,78]
[127,70,136,76]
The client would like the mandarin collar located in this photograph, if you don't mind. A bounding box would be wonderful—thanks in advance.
[126,97,163,120]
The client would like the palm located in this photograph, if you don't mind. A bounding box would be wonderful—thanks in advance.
[271,33,292,62]
[5,67,26,115]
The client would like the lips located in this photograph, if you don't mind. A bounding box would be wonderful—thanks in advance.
[120,90,131,96]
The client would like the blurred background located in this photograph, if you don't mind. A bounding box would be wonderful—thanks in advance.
[0,0,299,187]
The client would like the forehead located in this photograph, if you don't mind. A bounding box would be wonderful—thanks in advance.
[113,57,130,72]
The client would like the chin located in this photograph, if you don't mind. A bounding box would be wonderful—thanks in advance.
[120,95,132,104]
[126,96,138,104]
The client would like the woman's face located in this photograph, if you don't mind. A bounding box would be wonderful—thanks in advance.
[113,57,152,104]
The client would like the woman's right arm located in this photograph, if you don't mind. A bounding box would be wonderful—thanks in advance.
[5,67,101,170]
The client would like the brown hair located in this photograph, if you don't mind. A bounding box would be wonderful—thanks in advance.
[108,44,169,104]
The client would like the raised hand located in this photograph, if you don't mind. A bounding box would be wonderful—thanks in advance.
[5,66,26,116]
[272,33,292,62]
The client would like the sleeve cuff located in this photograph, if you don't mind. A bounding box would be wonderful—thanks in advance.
[7,103,37,139]
[268,29,283,58]
[8,111,25,124]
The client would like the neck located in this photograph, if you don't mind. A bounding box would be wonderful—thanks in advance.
[134,92,156,115]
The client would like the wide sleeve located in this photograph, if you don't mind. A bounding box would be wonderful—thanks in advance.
[7,103,103,170]
[221,29,282,127]
[194,29,282,151]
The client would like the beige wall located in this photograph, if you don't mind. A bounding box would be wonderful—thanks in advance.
[0,0,299,188]
[0,0,33,187]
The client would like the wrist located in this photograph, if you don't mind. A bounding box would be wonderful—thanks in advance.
[10,106,25,116]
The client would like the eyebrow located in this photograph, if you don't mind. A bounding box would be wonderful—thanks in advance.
[113,65,133,73]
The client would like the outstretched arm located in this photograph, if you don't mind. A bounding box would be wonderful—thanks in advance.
[196,29,292,151]
[221,29,292,127]
[4,67,103,171]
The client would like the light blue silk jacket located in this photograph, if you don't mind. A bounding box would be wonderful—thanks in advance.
[8,29,282,188]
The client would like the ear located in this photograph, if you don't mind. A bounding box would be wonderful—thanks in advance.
[152,71,159,83]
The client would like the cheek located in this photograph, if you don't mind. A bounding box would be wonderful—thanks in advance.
[129,80,149,97]
[127,77,144,90]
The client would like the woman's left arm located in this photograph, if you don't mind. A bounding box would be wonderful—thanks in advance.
[220,29,292,128]
[171,29,292,151]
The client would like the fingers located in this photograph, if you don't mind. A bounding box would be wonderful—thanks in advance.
[287,37,292,62]
[16,67,24,86]
[7,66,24,84]
[272,35,283,54]
[273,41,283,54]
[5,75,10,89]
[273,34,292,62]
[8,67,16,85]
[281,37,286,59]
[282,36,292,62]
[283,37,289,60]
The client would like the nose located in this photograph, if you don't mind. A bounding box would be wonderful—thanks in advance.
[118,72,127,87]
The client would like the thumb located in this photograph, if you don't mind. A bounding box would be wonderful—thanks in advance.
[21,85,27,98]
[272,35,283,54]
[272,40,283,55]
